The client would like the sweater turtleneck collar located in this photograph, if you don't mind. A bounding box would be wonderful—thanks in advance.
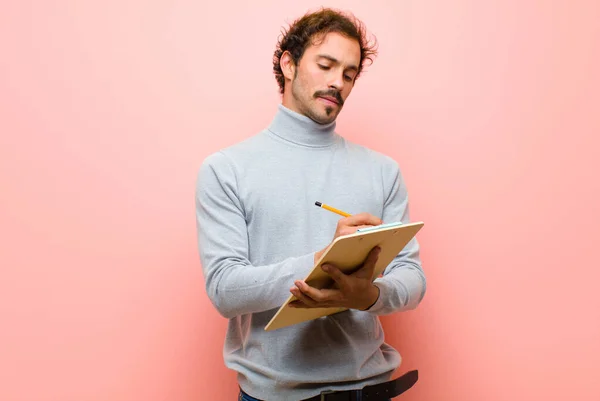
[267,104,338,148]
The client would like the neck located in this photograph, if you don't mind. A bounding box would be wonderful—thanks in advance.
[267,104,338,148]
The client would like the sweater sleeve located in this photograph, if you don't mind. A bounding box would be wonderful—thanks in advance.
[365,160,427,315]
[195,152,315,319]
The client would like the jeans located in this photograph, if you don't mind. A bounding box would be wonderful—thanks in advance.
[238,389,391,401]
[238,390,260,401]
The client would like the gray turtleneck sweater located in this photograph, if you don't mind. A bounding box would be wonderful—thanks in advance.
[195,104,426,401]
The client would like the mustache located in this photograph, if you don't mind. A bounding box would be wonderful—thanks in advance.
[314,90,344,105]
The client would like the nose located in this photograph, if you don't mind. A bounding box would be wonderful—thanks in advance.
[328,71,345,92]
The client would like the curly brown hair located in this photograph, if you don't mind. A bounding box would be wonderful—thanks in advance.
[272,7,378,94]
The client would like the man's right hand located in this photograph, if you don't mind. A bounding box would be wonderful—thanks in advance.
[314,212,383,264]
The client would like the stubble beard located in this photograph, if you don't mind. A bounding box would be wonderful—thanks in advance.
[291,76,338,125]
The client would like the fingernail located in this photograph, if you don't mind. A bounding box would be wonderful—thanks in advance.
[322,264,330,272]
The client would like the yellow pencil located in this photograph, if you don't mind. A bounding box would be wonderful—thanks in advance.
[314,201,351,217]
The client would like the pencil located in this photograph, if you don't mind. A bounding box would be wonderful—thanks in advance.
[314,201,351,217]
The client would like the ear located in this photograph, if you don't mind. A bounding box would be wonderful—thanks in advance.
[280,50,296,80]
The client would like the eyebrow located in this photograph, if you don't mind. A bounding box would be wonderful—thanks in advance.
[317,54,358,72]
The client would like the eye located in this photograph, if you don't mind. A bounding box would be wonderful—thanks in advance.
[344,75,353,82]
[318,64,330,70]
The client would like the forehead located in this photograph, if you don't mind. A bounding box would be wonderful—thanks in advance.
[304,31,361,66]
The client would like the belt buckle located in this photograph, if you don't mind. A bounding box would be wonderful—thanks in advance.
[320,390,336,401]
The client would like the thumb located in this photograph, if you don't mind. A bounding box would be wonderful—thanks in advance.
[355,246,381,279]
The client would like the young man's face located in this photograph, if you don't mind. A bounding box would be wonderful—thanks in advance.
[282,32,361,125]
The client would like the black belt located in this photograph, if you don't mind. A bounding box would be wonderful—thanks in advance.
[301,370,419,401]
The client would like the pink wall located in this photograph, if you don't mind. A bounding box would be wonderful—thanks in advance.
[1,1,599,400]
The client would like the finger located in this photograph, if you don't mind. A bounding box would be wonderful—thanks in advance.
[296,280,344,305]
[290,285,318,307]
[289,299,310,308]
[367,246,381,263]
[337,224,381,238]
[295,280,328,302]
[322,264,349,291]
[289,300,310,308]
[342,213,383,227]
[365,246,381,271]
[355,224,376,230]
[355,246,381,279]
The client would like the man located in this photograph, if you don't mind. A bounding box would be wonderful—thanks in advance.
[195,7,426,401]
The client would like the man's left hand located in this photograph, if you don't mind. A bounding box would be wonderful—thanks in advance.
[289,246,381,311]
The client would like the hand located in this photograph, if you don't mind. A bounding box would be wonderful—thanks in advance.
[291,246,382,311]
[314,212,383,263]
